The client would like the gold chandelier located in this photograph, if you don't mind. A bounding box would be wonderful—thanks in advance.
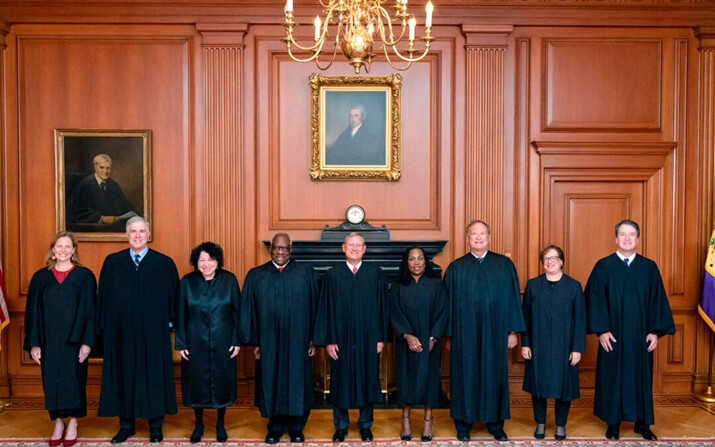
[282,0,434,74]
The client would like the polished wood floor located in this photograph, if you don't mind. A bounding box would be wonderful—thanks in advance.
[1,398,714,442]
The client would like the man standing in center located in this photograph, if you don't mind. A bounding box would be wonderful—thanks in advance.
[96,216,179,444]
[444,220,525,442]
[314,232,389,443]
[240,233,319,444]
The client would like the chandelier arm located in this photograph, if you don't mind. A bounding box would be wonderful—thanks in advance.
[375,5,408,47]
[313,36,341,70]
[386,41,432,63]
[379,44,414,71]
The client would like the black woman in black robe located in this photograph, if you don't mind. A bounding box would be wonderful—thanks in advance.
[521,245,585,441]
[313,232,389,443]
[175,242,240,443]
[389,247,448,442]
[585,219,675,441]
[240,233,318,444]
[24,231,95,447]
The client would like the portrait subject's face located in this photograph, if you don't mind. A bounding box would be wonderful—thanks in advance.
[349,108,363,129]
[52,236,75,264]
[94,161,112,180]
[616,223,639,255]
[542,249,563,275]
[126,221,150,252]
[343,235,366,264]
[467,222,490,255]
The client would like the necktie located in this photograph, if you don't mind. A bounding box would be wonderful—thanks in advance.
[279,266,284,272]
[100,181,106,191]
[624,257,629,267]
[134,254,141,267]
[478,257,484,264]
[353,266,358,275]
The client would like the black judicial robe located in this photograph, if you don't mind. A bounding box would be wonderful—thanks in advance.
[521,274,585,401]
[389,276,448,408]
[585,253,675,425]
[313,262,389,409]
[444,252,526,423]
[24,267,96,416]
[240,261,318,418]
[96,249,179,419]
[175,270,240,409]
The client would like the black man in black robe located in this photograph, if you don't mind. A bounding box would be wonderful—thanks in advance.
[240,233,319,444]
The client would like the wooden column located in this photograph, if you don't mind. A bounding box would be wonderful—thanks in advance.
[695,27,715,394]
[0,23,10,400]
[462,24,513,252]
[197,23,248,274]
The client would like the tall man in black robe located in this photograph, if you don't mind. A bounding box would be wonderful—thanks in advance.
[96,216,179,444]
[585,219,675,441]
[314,232,389,443]
[240,233,319,444]
[444,220,525,442]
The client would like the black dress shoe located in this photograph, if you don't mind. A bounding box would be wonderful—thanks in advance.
[456,432,470,442]
[190,423,204,444]
[605,424,620,440]
[635,426,658,441]
[359,428,373,442]
[149,427,163,443]
[332,429,347,443]
[289,430,305,443]
[491,430,508,442]
[216,424,228,442]
[111,427,135,444]
[265,431,282,444]
[555,426,567,441]
[534,423,546,439]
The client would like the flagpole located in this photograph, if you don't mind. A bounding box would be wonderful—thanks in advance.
[695,331,715,403]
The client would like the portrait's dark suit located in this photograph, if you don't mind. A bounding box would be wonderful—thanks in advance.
[326,125,385,166]
[67,174,139,224]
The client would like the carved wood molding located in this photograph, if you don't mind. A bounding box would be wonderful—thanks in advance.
[532,141,676,155]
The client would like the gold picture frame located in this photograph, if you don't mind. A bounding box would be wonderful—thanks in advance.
[55,129,152,241]
[309,74,402,181]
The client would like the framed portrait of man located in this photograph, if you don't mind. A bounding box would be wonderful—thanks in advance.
[55,129,152,241]
[309,74,402,180]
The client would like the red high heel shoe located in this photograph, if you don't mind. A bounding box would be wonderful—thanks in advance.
[62,438,77,447]
[48,438,63,447]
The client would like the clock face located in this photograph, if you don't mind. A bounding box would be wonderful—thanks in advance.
[346,205,365,224]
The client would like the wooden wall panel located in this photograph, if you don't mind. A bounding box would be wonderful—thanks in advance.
[543,39,662,132]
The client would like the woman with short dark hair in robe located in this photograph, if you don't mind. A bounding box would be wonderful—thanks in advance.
[521,245,586,441]
[389,247,448,442]
[24,231,96,447]
[175,242,240,443]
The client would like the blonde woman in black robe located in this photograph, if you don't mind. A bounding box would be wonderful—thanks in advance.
[24,231,95,447]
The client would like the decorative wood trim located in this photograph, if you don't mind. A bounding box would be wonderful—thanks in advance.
[201,26,246,274]
[462,25,511,252]
[532,141,676,155]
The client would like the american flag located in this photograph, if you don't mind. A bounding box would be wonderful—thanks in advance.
[700,222,715,333]
[0,259,9,349]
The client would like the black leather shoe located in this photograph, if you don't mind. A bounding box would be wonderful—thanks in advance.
[111,427,135,444]
[491,430,508,442]
[216,424,228,443]
[289,430,305,443]
[534,423,546,439]
[605,424,620,440]
[359,428,373,442]
[190,423,203,444]
[265,431,282,444]
[635,426,658,441]
[456,432,470,442]
[555,426,566,441]
[332,429,347,443]
[149,427,163,443]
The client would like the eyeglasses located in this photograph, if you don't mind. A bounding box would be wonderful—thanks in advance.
[271,246,290,253]
[542,256,560,263]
